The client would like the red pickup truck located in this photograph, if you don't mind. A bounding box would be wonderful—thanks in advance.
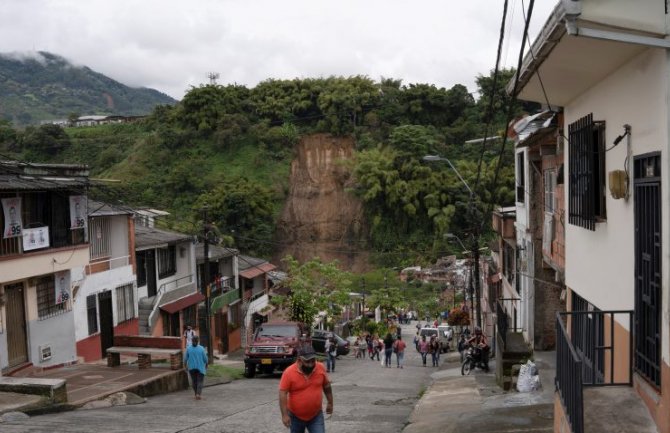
[244,321,311,378]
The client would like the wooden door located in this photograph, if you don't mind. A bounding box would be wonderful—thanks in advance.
[5,283,28,367]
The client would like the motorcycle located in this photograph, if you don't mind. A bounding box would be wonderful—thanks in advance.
[461,344,490,375]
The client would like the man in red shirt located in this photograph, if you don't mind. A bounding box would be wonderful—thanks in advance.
[279,345,333,433]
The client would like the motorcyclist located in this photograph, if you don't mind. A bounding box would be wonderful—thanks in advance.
[466,326,489,371]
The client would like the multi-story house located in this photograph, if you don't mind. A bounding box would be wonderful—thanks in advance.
[512,1,670,432]
[135,223,201,340]
[73,201,137,362]
[0,162,90,374]
[196,244,241,354]
[512,111,565,350]
[238,254,276,346]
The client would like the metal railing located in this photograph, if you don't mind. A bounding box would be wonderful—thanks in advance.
[85,255,131,274]
[556,314,584,433]
[147,273,195,331]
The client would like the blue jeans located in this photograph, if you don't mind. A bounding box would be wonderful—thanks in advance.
[431,352,439,366]
[396,351,404,367]
[421,352,427,365]
[290,410,325,433]
[189,369,204,396]
[326,354,336,372]
[384,348,393,367]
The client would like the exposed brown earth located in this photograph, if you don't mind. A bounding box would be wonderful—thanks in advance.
[274,133,370,272]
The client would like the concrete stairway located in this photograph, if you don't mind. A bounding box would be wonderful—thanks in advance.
[138,296,155,335]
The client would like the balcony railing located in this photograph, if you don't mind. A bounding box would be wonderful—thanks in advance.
[0,227,86,258]
[556,310,634,433]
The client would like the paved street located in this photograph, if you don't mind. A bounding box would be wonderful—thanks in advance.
[1,322,437,433]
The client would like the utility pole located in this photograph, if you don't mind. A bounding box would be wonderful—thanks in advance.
[202,207,213,362]
[473,239,482,328]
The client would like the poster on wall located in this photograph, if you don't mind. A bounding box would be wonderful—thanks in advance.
[22,226,50,251]
[69,195,87,230]
[2,197,22,238]
[54,270,71,304]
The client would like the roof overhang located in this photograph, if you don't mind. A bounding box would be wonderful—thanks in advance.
[240,263,277,279]
[509,2,668,106]
[159,292,205,314]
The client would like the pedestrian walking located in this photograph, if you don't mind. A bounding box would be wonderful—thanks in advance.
[183,325,196,347]
[428,335,440,367]
[393,335,406,368]
[457,334,467,363]
[413,332,420,351]
[383,333,394,368]
[418,335,429,367]
[324,335,337,373]
[366,335,374,359]
[279,345,333,433]
[183,335,208,400]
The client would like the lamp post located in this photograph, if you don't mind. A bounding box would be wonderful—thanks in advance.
[424,153,483,329]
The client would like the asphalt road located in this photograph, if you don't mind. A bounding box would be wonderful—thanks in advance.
[1,322,437,433]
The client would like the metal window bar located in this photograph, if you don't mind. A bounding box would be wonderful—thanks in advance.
[89,217,111,259]
[556,314,584,433]
[496,300,509,350]
[568,113,599,231]
[36,277,70,320]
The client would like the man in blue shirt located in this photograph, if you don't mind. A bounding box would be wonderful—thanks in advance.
[184,335,208,400]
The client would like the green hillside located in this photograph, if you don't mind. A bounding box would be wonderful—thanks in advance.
[0,51,176,125]
[0,73,531,265]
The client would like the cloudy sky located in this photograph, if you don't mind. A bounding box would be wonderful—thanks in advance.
[0,0,556,100]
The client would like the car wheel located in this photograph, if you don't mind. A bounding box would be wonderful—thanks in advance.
[243,363,256,378]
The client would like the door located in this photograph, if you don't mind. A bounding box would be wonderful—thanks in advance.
[98,291,114,357]
[146,250,157,297]
[634,153,662,388]
[217,312,229,354]
[5,283,28,367]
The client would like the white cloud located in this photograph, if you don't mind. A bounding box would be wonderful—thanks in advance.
[0,0,556,99]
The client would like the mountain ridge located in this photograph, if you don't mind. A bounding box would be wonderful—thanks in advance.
[0,51,176,125]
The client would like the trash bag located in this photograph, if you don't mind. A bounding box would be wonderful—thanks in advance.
[516,360,541,392]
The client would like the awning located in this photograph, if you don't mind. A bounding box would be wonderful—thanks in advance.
[159,292,205,314]
[239,263,276,279]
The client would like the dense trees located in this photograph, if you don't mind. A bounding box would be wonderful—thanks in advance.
[1,71,520,266]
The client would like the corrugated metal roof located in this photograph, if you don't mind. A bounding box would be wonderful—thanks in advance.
[88,200,134,217]
[513,111,556,146]
[240,263,276,279]
[238,254,268,271]
[195,244,238,261]
[135,225,192,249]
[0,175,89,191]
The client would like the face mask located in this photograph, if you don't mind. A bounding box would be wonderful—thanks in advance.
[300,363,315,374]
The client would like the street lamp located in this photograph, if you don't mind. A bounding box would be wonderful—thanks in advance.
[424,155,483,329]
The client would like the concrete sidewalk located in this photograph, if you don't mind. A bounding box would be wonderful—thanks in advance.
[403,351,555,433]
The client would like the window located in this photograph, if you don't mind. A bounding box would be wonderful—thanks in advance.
[569,113,606,230]
[544,170,556,214]
[116,283,135,323]
[157,245,176,279]
[86,294,98,335]
[37,276,69,319]
[89,217,111,260]
[516,152,525,204]
[502,243,515,287]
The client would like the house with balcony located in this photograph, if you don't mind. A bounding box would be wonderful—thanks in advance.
[0,161,90,374]
[511,0,670,431]
[135,223,201,340]
[238,254,276,346]
[73,201,137,362]
[195,244,241,354]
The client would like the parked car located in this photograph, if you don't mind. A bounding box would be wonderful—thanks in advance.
[244,321,310,378]
[311,330,350,356]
